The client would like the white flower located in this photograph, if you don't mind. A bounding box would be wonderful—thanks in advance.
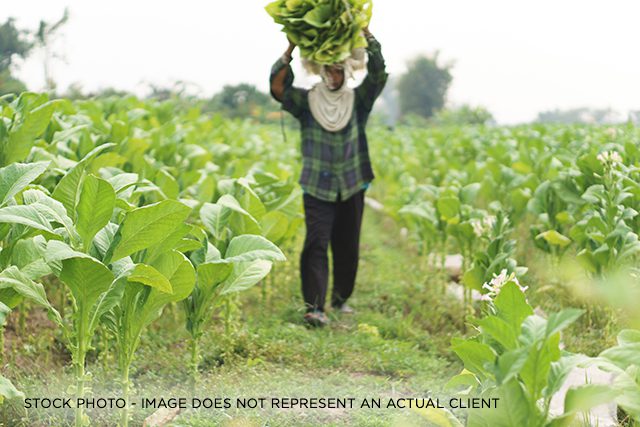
[480,294,493,302]
[597,151,623,166]
[471,219,484,237]
[481,269,528,302]
[611,151,623,164]
[471,215,496,237]
[483,215,496,230]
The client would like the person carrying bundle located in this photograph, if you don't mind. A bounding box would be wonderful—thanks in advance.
[269,5,388,327]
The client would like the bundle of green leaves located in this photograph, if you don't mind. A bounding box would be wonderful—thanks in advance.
[266,0,372,65]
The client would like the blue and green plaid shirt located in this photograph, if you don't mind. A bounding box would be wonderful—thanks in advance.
[270,35,388,202]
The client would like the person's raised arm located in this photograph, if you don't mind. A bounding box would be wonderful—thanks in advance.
[270,40,296,102]
[269,39,308,119]
[356,27,389,113]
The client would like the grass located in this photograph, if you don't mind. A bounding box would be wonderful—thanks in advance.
[2,204,463,426]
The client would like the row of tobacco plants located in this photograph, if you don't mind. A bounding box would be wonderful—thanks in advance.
[1,91,639,425]
[386,124,640,425]
[0,92,304,426]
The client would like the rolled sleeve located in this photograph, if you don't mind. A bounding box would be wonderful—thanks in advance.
[356,35,389,113]
[269,57,308,119]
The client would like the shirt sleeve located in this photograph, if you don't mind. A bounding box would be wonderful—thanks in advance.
[355,35,389,113]
[269,57,308,120]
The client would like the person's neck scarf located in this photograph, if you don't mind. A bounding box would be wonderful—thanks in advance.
[308,80,355,133]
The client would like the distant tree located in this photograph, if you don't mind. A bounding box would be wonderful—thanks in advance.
[0,70,27,96]
[35,8,70,93]
[373,75,400,128]
[397,53,453,119]
[432,105,494,126]
[0,18,32,73]
[0,18,32,95]
[537,108,623,124]
[94,87,132,98]
[143,80,201,102]
[205,83,277,119]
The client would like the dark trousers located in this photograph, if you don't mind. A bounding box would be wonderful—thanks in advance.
[300,190,365,312]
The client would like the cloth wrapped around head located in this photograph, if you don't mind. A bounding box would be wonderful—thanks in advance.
[302,47,367,86]
[304,47,367,132]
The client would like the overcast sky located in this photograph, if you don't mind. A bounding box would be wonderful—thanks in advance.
[3,1,640,123]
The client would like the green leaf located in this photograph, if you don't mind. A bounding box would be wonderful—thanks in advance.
[536,230,572,248]
[462,265,485,292]
[520,332,559,400]
[110,200,191,262]
[302,4,333,28]
[545,309,584,338]
[155,169,179,199]
[267,186,302,218]
[22,190,75,236]
[519,315,547,346]
[545,354,588,399]
[0,376,24,402]
[200,202,230,241]
[58,257,114,310]
[12,236,50,280]
[0,161,50,207]
[52,143,114,218]
[564,384,619,414]
[460,183,482,204]
[76,175,115,250]
[444,369,480,392]
[92,223,119,259]
[0,205,53,233]
[197,262,233,294]
[145,223,193,264]
[128,264,173,294]
[219,260,272,295]
[129,252,196,331]
[217,194,257,223]
[412,407,464,427]
[223,235,286,263]
[617,329,640,345]
[494,281,533,332]
[0,266,61,325]
[236,178,267,220]
[611,369,640,420]
[437,196,460,220]
[599,343,640,369]
[260,211,289,243]
[451,339,496,378]
[478,316,518,350]
[467,380,530,427]
[2,100,56,166]
[87,278,124,334]
[218,194,260,235]
[0,302,10,327]
[149,251,196,302]
[44,240,92,271]
[496,348,529,385]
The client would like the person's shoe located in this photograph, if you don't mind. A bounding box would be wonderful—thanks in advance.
[303,310,330,328]
[332,303,355,315]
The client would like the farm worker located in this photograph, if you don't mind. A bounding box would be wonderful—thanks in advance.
[270,26,388,327]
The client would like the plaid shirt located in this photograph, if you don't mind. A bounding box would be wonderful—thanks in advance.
[270,35,388,202]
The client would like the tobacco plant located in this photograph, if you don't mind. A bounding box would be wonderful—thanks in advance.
[445,280,611,427]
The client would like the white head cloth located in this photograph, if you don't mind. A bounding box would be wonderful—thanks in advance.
[305,49,366,133]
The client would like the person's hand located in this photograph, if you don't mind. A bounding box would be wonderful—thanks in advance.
[362,26,372,37]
